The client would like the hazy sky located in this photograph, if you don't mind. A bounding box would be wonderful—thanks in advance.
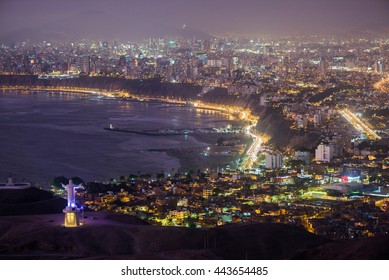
[1,0,388,39]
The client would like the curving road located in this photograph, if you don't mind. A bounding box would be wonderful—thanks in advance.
[240,123,262,170]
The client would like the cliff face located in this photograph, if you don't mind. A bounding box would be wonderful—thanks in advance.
[0,75,319,150]
[0,75,203,99]
[0,75,254,104]
[202,88,249,107]
[255,106,320,150]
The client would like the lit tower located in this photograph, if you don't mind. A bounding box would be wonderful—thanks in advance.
[62,180,82,227]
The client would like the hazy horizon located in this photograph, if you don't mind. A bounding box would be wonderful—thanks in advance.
[1,0,389,42]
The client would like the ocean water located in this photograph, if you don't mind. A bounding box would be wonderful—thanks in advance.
[0,90,231,184]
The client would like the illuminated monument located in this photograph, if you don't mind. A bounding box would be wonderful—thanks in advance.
[62,180,82,227]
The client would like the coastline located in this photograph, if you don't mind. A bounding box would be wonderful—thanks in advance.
[1,87,254,182]
[0,85,256,119]
[1,75,322,152]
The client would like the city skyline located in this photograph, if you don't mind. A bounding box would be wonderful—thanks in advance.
[1,0,389,264]
[1,0,389,43]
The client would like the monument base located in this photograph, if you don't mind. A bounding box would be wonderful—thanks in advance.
[63,208,80,227]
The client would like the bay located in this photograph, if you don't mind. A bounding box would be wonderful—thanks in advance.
[0,90,231,184]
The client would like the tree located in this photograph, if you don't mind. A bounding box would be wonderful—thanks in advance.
[216,137,225,146]
[288,159,305,169]
[358,141,370,150]
[213,188,221,196]
[119,175,127,182]
[85,182,103,194]
[52,176,69,189]
[71,176,84,185]
[185,173,193,181]
[139,173,151,180]
[128,174,138,181]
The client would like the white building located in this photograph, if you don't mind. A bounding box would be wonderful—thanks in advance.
[297,116,308,129]
[0,176,30,189]
[315,144,334,162]
[313,114,322,125]
[266,154,283,169]
[260,94,268,107]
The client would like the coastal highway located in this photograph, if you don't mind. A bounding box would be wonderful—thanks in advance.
[240,123,262,170]
[338,108,380,140]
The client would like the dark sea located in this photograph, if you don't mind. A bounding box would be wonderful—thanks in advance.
[0,90,231,184]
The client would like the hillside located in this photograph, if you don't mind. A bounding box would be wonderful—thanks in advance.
[0,212,323,260]
[0,187,67,216]
[0,187,387,260]
[255,107,321,150]
[1,211,388,260]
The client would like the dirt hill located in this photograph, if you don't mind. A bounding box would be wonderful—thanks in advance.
[1,187,388,260]
[0,187,66,216]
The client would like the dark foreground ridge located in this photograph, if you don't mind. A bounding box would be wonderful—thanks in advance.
[1,212,389,260]
[0,187,388,260]
[0,187,66,216]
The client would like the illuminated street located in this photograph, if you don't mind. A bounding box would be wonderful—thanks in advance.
[240,123,262,170]
[338,108,380,140]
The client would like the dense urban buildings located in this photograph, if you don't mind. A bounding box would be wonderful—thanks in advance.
[1,32,388,242]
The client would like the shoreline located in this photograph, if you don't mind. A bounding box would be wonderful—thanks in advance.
[1,87,254,183]
[0,85,257,119]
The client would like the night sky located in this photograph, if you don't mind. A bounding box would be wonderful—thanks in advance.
[1,0,389,41]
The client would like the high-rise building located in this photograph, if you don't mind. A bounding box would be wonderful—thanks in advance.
[319,58,328,75]
[202,188,213,199]
[297,115,308,128]
[375,61,383,74]
[260,93,268,107]
[314,114,322,125]
[81,55,90,74]
[315,143,333,162]
[203,39,211,52]
[102,41,109,50]
[266,154,283,169]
